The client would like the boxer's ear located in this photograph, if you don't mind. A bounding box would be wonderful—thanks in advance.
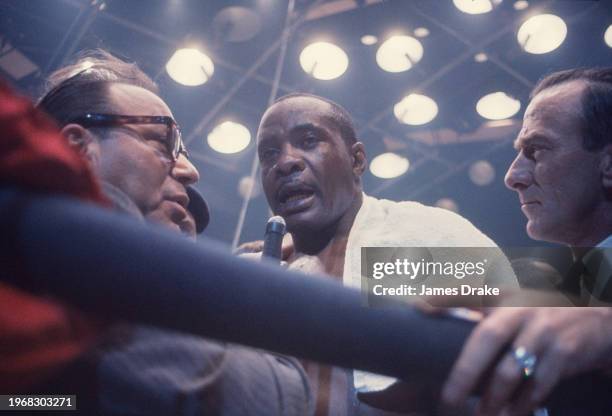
[61,123,101,166]
[351,141,367,177]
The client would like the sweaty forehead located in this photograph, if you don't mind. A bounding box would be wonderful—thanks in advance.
[258,97,335,136]
[106,83,173,117]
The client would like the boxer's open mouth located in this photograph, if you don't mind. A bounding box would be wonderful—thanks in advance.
[280,190,314,204]
[277,184,316,214]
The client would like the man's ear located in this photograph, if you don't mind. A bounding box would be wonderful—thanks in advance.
[351,141,367,177]
[60,123,101,166]
[600,144,612,191]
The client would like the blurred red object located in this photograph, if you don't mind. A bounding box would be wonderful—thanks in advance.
[0,79,106,391]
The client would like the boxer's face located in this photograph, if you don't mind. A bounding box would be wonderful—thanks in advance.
[257,96,362,234]
[505,80,605,245]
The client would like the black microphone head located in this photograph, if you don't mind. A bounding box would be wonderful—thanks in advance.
[263,216,286,262]
[266,215,286,235]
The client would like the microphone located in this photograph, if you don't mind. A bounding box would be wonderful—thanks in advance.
[262,215,286,263]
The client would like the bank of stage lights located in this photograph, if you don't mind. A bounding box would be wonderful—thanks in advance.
[163,7,608,182]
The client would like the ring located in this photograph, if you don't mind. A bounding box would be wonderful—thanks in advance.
[512,346,537,379]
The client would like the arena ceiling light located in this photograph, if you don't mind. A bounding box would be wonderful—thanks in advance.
[299,41,348,80]
[474,52,488,63]
[207,121,251,154]
[513,0,529,11]
[376,35,423,73]
[469,160,496,186]
[370,153,410,179]
[605,25,612,48]
[517,14,567,54]
[166,48,214,86]
[393,94,438,125]
[413,27,429,38]
[360,35,378,46]
[453,0,498,15]
[476,92,521,120]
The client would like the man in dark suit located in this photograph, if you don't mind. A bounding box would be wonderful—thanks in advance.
[442,68,612,416]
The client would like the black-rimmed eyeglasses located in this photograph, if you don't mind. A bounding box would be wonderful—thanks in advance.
[69,113,189,162]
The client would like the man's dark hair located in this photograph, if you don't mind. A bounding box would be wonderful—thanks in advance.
[37,49,158,127]
[530,67,612,151]
[273,93,357,147]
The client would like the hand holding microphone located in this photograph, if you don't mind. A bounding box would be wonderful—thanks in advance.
[236,216,293,265]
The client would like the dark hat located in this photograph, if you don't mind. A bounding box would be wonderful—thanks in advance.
[186,185,210,234]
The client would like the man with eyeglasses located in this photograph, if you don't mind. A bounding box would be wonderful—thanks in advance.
[38,58,202,238]
[29,50,311,415]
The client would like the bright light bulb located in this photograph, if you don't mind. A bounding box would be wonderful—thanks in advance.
[361,35,378,46]
[299,42,349,80]
[413,27,430,38]
[376,35,423,73]
[605,25,612,48]
[513,0,529,11]
[517,14,567,54]
[207,121,251,154]
[474,52,488,62]
[370,153,410,179]
[393,94,438,125]
[453,0,493,15]
[166,48,214,86]
[476,92,521,120]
